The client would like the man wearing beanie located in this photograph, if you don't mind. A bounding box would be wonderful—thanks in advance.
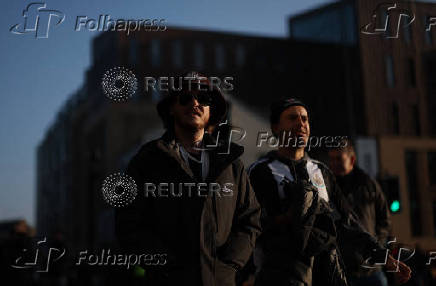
[115,72,261,286]
[248,98,411,286]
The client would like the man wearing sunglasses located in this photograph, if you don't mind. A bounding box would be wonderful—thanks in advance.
[116,72,261,286]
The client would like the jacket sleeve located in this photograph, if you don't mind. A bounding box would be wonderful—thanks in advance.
[115,152,174,260]
[374,180,391,245]
[219,162,262,270]
[327,170,385,260]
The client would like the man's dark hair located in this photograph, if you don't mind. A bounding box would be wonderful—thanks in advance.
[331,137,355,156]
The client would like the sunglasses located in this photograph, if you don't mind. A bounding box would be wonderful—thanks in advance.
[178,91,213,107]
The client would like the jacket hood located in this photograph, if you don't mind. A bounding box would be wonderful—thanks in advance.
[155,131,244,181]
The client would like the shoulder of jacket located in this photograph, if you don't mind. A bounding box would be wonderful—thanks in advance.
[354,167,378,190]
[231,158,244,171]
[308,158,332,174]
[247,154,275,175]
[132,139,160,160]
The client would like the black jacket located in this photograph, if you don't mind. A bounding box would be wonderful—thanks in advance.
[115,132,261,286]
[336,167,390,276]
[248,151,383,286]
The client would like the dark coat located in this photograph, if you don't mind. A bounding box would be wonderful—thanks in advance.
[248,151,383,286]
[115,132,261,286]
[336,167,391,277]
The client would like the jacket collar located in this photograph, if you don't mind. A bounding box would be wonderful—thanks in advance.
[157,131,244,181]
[267,150,310,164]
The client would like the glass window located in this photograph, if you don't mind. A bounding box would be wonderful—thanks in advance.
[150,39,160,68]
[193,42,204,69]
[172,41,183,68]
[215,44,225,70]
[413,104,421,136]
[407,58,416,88]
[403,23,412,45]
[236,44,245,68]
[385,55,395,88]
[289,2,357,44]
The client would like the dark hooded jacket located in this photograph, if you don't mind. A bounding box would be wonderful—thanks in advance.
[248,151,384,286]
[336,166,390,277]
[115,132,261,286]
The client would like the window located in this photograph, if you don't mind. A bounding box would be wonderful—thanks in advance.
[385,55,395,88]
[193,42,204,69]
[412,104,421,136]
[405,151,422,236]
[403,22,412,45]
[172,41,183,68]
[236,44,245,68]
[392,102,400,134]
[215,44,225,70]
[428,152,436,186]
[407,58,416,88]
[150,39,160,67]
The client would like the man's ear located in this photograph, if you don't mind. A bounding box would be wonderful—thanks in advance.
[350,154,356,166]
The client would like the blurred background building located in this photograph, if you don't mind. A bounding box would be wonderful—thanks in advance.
[289,0,436,251]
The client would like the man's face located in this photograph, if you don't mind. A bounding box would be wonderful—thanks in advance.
[171,91,211,131]
[328,150,355,176]
[272,105,310,148]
